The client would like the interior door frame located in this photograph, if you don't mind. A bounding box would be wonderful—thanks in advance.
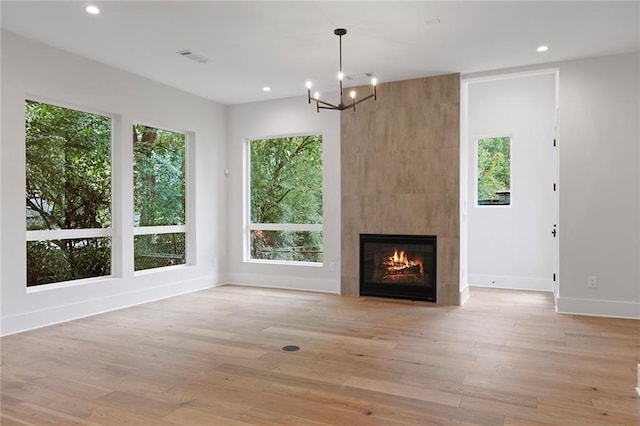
[459,68,560,306]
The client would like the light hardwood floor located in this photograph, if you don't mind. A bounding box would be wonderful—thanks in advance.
[1,286,639,425]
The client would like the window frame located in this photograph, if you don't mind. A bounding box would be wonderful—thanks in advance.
[25,97,115,290]
[474,134,513,208]
[132,123,190,273]
[244,133,324,266]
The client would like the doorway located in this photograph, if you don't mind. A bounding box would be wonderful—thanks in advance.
[461,70,559,295]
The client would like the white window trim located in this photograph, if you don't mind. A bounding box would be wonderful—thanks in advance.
[27,275,117,293]
[133,225,187,236]
[25,98,116,288]
[26,228,113,241]
[245,258,323,268]
[248,223,323,232]
[244,134,324,264]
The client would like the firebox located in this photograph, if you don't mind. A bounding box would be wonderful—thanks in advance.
[360,234,436,302]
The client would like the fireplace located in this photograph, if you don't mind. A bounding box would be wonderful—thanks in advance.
[360,234,436,302]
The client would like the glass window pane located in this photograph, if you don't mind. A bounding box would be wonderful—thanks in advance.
[133,125,185,227]
[250,230,323,263]
[25,100,111,230]
[477,136,511,206]
[134,233,186,271]
[250,135,322,225]
[27,238,111,287]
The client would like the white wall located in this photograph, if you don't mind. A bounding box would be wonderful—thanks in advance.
[557,53,640,318]
[1,31,227,335]
[462,52,640,318]
[466,73,557,292]
[225,97,340,293]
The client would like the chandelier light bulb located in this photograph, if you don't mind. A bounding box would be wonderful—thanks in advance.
[350,90,356,99]
[314,91,320,99]
[306,81,313,89]
[338,72,344,81]
[371,78,377,86]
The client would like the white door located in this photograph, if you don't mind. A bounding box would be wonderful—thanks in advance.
[466,72,558,291]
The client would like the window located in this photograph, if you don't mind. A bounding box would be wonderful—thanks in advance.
[133,124,186,271]
[25,100,112,286]
[248,135,323,263]
[477,136,511,206]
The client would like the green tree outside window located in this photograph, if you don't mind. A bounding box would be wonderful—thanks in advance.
[25,100,112,286]
[133,125,186,271]
[477,136,511,206]
[249,135,323,262]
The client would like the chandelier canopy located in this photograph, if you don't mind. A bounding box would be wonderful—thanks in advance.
[306,28,377,112]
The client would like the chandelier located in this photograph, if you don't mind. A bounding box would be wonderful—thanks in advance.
[306,28,377,112]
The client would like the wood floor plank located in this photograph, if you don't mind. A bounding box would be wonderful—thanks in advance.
[1,401,95,426]
[344,375,463,407]
[2,286,638,425]
[162,407,254,426]
[0,415,33,426]
[264,383,483,426]
[460,395,626,426]
[238,407,333,426]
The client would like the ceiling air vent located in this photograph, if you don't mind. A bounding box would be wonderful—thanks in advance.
[345,72,373,81]
[176,50,209,64]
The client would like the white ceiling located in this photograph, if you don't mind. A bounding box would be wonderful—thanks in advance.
[2,1,638,105]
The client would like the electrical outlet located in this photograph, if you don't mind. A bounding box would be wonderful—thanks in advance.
[587,276,597,289]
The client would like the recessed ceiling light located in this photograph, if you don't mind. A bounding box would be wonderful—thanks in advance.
[263,86,271,92]
[537,45,549,52]
[86,5,100,15]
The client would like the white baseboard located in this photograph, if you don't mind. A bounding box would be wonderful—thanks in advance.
[1,275,222,336]
[556,296,640,319]
[468,274,553,291]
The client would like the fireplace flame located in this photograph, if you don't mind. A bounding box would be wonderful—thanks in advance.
[388,249,420,271]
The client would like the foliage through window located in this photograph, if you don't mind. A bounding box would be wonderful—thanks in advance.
[25,100,112,286]
[477,136,511,206]
[249,135,323,263]
[133,124,186,271]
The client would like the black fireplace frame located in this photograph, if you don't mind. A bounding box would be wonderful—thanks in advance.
[359,234,437,302]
